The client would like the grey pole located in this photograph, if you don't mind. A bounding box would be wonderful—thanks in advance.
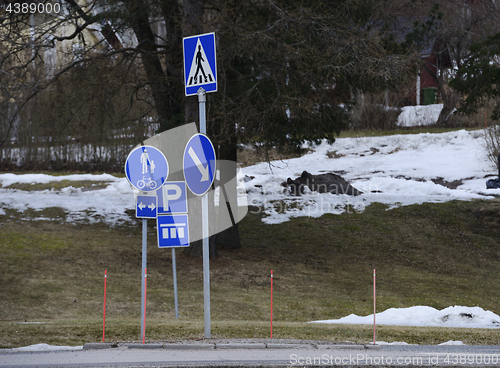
[197,87,210,338]
[497,154,500,177]
[172,248,179,319]
[141,218,147,341]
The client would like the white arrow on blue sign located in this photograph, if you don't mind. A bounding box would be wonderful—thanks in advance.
[157,214,190,248]
[183,134,216,196]
[125,145,168,192]
[183,32,217,97]
[136,195,158,219]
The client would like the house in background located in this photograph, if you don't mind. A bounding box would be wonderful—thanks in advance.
[414,37,453,106]
[383,16,453,107]
[1,0,139,77]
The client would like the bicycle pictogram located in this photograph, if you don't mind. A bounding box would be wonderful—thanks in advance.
[137,176,157,190]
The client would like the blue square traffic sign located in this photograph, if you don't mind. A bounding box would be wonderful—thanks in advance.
[157,182,188,214]
[136,195,157,219]
[157,214,190,248]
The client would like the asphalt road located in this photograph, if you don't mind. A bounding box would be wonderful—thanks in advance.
[2,340,500,368]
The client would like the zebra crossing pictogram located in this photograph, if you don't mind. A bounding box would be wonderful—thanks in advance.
[187,40,215,86]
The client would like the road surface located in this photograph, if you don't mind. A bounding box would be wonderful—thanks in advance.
[2,339,500,367]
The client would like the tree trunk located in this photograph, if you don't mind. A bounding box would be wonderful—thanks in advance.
[423,63,460,127]
[127,3,180,133]
[215,133,242,250]
[182,0,204,128]
[436,74,461,127]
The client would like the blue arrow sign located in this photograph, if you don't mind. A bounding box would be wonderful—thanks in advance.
[157,214,190,248]
[125,145,168,192]
[136,195,157,219]
[183,134,216,196]
[157,181,188,214]
[183,32,217,96]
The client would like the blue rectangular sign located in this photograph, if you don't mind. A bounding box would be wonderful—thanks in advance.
[183,32,217,96]
[157,182,188,214]
[157,214,190,248]
[136,195,157,219]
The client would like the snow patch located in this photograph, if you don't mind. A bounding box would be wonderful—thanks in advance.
[310,306,500,329]
[242,129,500,223]
[397,104,443,127]
[439,340,465,346]
[5,343,83,352]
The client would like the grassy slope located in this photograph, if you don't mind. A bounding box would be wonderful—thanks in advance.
[1,198,500,347]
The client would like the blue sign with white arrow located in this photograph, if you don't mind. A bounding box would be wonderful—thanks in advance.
[125,145,168,192]
[157,181,188,214]
[157,214,190,248]
[183,32,217,96]
[183,134,216,196]
[136,195,157,219]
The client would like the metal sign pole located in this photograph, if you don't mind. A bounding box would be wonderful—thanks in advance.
[172,248,179,319]
[197,87,211,338]
[141,218,147,342]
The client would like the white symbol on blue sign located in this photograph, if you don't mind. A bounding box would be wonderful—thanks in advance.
[157,182,188,214]
[125,145,168,192]
[140,149,155,174]
[157,214,189,248]
[136,195,157,219]
[183,134,216,196]
[183,32,217,96]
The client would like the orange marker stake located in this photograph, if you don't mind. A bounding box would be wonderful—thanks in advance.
[270,270,273,339]
[102,270,107,343]
[373,269,376,345]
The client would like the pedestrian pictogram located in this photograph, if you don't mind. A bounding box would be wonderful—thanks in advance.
[187,43,214,87]
[183,32,217,96]
[140,149,156,175]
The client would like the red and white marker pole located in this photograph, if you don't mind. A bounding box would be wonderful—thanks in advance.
[102,270,107,343]
[373,269,376,345]
[270,270,273,339]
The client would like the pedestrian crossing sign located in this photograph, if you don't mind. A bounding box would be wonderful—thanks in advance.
[183,32,217,96]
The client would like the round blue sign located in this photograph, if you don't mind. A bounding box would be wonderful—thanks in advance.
[183,134,216,196]
[125,145,169,192]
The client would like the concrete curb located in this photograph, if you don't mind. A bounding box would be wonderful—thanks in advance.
[124,344,164,350]
[266,344,314,349]
[163,344,214,350]
[323,344,366,350]
[83,341,378,351]
[364,344,383,350]
[216,343,267,350]
[82,343,117,350]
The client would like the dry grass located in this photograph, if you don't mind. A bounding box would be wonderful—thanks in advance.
[1,199,500,347]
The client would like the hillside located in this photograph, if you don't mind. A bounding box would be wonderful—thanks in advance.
[1,198,500,347]
[1,127,500,347]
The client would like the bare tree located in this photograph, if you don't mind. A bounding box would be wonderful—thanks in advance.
[0,0,417,253]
